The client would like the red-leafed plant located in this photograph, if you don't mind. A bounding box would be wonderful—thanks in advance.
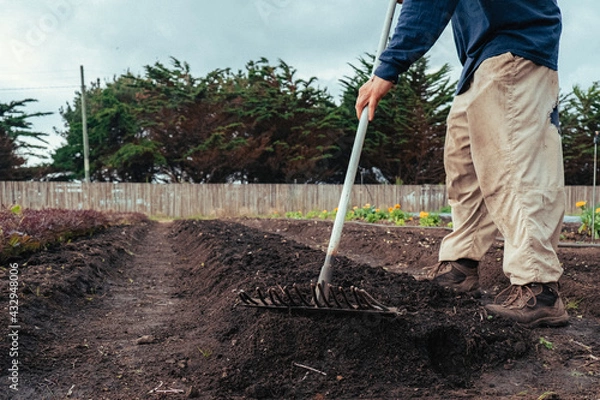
[0,205,146,261]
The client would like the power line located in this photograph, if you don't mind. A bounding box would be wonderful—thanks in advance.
[0,85,79,92]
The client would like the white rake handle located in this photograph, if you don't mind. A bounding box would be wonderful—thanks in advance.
[316,0,400,303]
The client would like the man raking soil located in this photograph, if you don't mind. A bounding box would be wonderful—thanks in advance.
[356,0,569,328]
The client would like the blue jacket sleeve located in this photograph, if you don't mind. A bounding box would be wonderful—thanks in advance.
[375,0,459,83]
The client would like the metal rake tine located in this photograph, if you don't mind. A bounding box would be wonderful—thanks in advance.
[338,286,357,310]
[351,286,368,309]
[270,287,289,307]
[268,287,277,305]
[267,287,283,306]
[355,290,377,310]
[256,287,270,307]
[357,289,390,311]
[317,283,332,308]
[283,286,298,307]
[357,291,378,310]
[293,284,312,307]
[239,290,258,305]
[311,282,324,308]
[329,286,343,308]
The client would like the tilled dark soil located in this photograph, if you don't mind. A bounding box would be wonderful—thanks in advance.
[0,218,599,399]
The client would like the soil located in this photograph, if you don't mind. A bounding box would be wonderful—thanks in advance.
[1,218,599,400]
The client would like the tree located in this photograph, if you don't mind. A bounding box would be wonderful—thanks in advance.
[0,127,23,180]
[129,58,224,182]
[132,58,343,183]
[216,59,344,183]
[338,56,455,184]
[0,99,50,180]
[559,82,600,185]
[53,76,148,181]
[53,58,344,183]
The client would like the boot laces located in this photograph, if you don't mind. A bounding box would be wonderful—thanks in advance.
[424,261,452,280]
[495,285,537,309]
[424,262,445,280]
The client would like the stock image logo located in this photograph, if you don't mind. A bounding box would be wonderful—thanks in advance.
[10,0,82,63]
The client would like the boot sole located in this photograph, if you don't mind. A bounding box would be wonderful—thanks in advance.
[485,304,570,329]
[518,314,570,329]
[437,279,479,295]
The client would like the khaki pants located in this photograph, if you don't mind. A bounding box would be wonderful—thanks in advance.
[439,52,565,285]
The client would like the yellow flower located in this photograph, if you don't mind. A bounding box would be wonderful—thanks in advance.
[364,203,371,208]
[322,210,328,213]
[388,207,394,213]
[394,204,401,209]
[375,208,380,213]
[353,206,358,210]
[419,211,429,219]
[596,208,600,214]
[576,201,587,208]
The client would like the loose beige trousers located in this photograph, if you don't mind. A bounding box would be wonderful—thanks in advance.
[439,52,565,285]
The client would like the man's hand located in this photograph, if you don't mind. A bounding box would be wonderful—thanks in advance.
[355,75,394,121]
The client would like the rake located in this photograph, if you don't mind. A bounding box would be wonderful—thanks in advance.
[239,0,403,317]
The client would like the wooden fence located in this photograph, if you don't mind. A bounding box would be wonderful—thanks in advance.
[0,181,596,218]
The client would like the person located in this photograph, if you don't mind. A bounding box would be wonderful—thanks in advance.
[355,0,569,328]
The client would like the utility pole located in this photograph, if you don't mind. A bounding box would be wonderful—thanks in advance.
[80,65,90,183]
[592,131,599,243]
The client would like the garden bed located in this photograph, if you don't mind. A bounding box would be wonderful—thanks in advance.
[0,218,598,399]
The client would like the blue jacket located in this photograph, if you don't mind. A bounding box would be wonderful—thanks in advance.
[374,0,562,94]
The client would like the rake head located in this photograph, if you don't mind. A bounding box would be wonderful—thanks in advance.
[238,282,402,317]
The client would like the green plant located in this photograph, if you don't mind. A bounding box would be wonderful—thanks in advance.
[564,298,583,311]
[304,210,320,219]
[284,211,304,219]
[418,211,442,227]
[539,337,554,350]
[279,202,411,226]
[197,347,212,358]
[366,208,387,223]
[346,204,383,223]
[576,201,600,239]
[438,205,452,214]
[351,204,374,220]
[387,204,409,226]
[318,209,336,220]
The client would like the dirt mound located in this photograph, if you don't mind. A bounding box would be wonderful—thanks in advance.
[1,218,598,399]
[0,222,150,399]
[170,219,534,399]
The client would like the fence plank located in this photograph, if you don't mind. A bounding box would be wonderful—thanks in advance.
[0,181,595,218]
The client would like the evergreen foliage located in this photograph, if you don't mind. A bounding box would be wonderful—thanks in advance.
[0,99,50,180]
[1,56,595,186]
[339,56,455,184]
[559,82,600,185]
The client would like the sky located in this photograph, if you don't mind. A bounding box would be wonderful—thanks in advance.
[2,0,600,165]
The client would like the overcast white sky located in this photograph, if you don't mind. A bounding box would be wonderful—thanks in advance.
[2,0,600,164]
